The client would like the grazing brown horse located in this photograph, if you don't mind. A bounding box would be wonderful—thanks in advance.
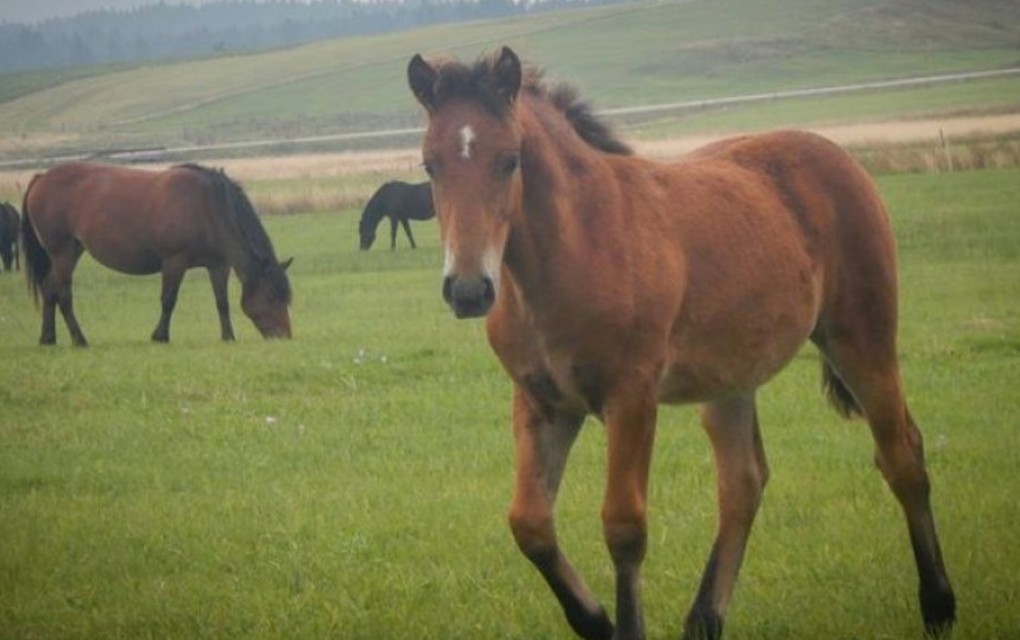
[0,202,19,271]
[408,47,955,640]
[22,162,292,346]
[358,180,435,250]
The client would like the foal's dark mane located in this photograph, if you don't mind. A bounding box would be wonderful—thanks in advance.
[176,163,292,302]
[431,55,632,156]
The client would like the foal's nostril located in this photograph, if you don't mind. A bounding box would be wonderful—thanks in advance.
[444,274,497,318]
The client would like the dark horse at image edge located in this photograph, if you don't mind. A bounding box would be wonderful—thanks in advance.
[408,47,955,640]
[22,162,292,346]
[0,202,19,271]
[358,180,434,250]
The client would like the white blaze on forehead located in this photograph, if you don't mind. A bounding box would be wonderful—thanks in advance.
[459,125,476,160]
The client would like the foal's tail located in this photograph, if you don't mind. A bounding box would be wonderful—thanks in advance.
[821,360,864,419]
[20,174,49,307]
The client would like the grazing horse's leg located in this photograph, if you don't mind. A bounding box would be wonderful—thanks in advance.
[39,285,58,345]
[389,215,399,250]
[208,265,235,341]
[602,386,658,640]
[401,218,417,249]
[41,246,87,347]
[152,260,187,343]
[507,386,614,640]
[822,339,956,635]
[683,395,768,640]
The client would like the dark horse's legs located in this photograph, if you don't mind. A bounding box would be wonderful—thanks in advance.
[40,244,87,346]
[208,265,235,341]
[152,258,187,343]
[388,215,418,250]
[401,218,417,249]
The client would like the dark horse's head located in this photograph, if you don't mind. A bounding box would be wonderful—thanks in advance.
[358,183,391,251]
[358,217,377,251]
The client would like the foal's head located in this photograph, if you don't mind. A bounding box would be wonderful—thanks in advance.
[408,47,526,318]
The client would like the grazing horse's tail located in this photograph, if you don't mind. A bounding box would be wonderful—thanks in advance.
[821,360,864,419]
[21,174,49,307]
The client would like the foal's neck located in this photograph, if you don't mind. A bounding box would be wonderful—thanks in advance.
[505,104,618,296]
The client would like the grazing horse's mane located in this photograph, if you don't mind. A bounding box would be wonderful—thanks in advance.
[429,54,632,156]
[175,163,292,302]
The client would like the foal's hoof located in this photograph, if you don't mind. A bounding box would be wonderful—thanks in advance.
[921,586,956,637]
[681,610,723,640]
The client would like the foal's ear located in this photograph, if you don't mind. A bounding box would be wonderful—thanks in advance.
[280,257,294,271]
[493,46,522,105]
[408,53,439,112]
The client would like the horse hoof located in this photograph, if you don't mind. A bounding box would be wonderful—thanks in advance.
[922,586,956,637]
[681,610,723,640]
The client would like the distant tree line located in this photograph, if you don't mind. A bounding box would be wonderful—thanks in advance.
[0,0,629,74]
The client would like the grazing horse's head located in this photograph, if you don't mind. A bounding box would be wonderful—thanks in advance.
[358,225,376,251]
[242,257,293,338]
[408,47,525,318]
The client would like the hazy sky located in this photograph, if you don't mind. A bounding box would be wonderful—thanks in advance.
[1,0,224,24]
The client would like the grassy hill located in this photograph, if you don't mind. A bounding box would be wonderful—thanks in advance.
[1,0,1019,162]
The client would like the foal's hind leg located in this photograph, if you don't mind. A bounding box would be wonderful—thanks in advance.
[683,394,769,640]
[820,337,956,635]
[507,386,614,640]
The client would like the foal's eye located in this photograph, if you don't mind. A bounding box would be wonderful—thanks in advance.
[422,160,437,178]
[498,153,520,176]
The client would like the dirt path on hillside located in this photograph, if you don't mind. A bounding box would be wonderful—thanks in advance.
[209,112,1020,181]
[635,113,1020,159]
[2,112,1018,189]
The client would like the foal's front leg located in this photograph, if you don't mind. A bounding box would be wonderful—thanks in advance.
[507,386,614,640]
[602,389,658,640]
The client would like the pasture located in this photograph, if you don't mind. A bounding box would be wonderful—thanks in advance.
[2,0,1019,162]
[0,167,1018,639]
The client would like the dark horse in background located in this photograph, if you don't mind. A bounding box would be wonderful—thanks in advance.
[0,202,19,271]
[21,162,292,346]
[408,47,954,640]
[358,180,434,250]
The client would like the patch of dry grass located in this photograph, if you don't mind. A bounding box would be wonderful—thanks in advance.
[2,114,1018,214]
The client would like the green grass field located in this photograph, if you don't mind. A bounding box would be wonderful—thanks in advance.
[2,0,1019,160]
[0,167,1018,639]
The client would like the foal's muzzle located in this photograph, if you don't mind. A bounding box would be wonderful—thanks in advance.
[442,274,495,318]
